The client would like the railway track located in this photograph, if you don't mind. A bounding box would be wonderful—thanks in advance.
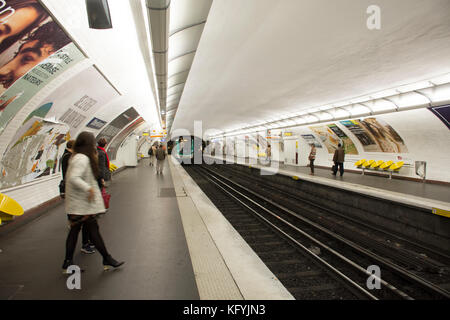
[183,164,450,300]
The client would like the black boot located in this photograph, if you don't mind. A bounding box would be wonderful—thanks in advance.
[103,255,124,271]
[62,259,73,274]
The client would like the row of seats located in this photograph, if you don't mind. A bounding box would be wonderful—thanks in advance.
[110,163,118,172]
[354,159,405,177]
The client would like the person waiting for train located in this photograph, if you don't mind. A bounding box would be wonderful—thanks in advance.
[155,143,166,174]
[60,139,95,254]
[332,143,345,177]
[308,144,316,175]
[97,137,111,188]
[62,131,124,273]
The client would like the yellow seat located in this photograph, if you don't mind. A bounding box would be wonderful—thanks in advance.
[109,163,117,172]
[380,160,393,170]
[354,159,366,167]
[0,193,24,217]
[362,160,374,168]
[389,161,404,171]
[370,160,384,169]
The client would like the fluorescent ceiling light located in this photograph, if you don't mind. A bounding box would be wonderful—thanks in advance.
[431,73,450,85]
[396,81,433,93]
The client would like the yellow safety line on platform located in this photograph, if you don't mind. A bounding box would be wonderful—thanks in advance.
[432,208,450,218]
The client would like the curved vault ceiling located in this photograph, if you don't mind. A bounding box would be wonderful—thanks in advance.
[171,0,450,135]
[146,0,213,132]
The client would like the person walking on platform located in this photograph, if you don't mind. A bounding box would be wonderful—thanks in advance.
[97,138,111,188]
[62,131,124,273]
[155,144,166,174]
[61,140,95,254]
[148,145,154,166]
[332,143,345,177]
[308,144,316,175]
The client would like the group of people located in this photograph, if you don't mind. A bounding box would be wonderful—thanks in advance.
[60,132,124,273]
[308,143,345,176]
[148,143,166,174]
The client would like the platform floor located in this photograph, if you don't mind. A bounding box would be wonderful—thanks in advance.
[0,161,199,299]
[214,156,450,204]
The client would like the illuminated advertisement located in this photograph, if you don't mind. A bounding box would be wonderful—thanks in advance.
[0,43,85,134]
[309,123,358,154]
[340,118,408,153]
[27,65,119,138]
[96,107,139,143]
[107,117,144,160]
[300,134,322,148]
[0,116,68,188]
[0,66,118,189]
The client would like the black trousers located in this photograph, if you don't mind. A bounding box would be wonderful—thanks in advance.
[65,215,109,261]
[309,159,315,173]
[333,162,344,176]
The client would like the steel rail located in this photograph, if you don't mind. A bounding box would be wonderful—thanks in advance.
[192,166,379,300]
[200,166,450,299]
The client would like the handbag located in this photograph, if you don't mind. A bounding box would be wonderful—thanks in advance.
[101,187,111,209]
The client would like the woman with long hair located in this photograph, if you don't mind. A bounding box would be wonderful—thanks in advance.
[63,131,123,272]
[0,0,49,56]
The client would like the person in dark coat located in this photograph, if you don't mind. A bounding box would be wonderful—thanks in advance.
[332,143,345,176]
[60,140,95,254]
[97,138,111,188]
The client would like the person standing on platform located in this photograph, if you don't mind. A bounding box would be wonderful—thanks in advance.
[97,138,111,188]
[155,144,166,174]
[63,131,124,273]
[308,144,316,175]
[148,145,154,166]
[266,144,271,164]
[332,143,345,176]
[61,139,95,254]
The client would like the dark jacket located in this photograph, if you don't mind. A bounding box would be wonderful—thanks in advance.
[97,147,111,181]
[333,147,345,163]
[156,147,166,161]
[61,149,72,180]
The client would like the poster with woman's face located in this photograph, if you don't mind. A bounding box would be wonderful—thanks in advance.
[0,0,72,95]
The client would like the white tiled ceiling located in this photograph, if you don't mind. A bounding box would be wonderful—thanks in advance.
[172,0,450,134]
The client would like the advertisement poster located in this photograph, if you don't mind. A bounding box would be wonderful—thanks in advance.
[0,0,73,93]
[428,104,450,129]
[0,42,85,135]
[300,134,322,148]
[309,124,358,154]
[340,118,408,153]
[96,107,140,144]
[0,116,68,188]
[86,117,107,130]
[107,117,144,160]
[31,65,119,139]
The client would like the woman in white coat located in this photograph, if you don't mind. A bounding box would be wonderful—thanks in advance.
[63,131,124,272]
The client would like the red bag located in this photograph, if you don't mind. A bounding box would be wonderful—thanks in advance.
[101,187,111,209]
